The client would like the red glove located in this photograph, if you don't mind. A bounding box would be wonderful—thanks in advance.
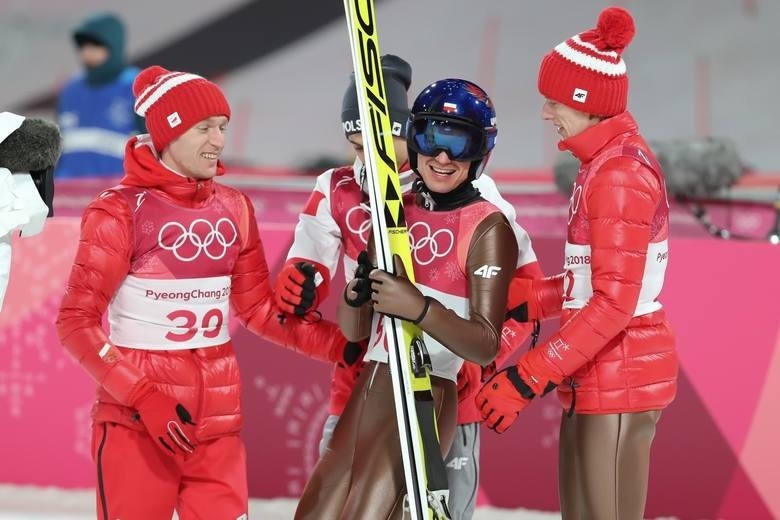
[476,366,536,433]
[275,261,323,315]
[132,387,197,462]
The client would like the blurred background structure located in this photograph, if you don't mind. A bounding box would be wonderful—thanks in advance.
[0,1,778,519]
[2,0,779,176]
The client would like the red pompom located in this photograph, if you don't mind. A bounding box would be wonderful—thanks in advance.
[132,65,170,97]
[596,6,635,51]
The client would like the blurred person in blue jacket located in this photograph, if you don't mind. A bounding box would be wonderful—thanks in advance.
[55,12,145,179]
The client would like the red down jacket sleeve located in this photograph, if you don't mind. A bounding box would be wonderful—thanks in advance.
[230,194,346,361]
[490,261,545,370]
[519,158,662,389]
[56,192,150,406]
[507,272,565,323]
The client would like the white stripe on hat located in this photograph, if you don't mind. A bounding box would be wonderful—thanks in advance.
[554,39,626,77]
[134,71,183,113]
[136,71,181,98]
[570,34,620,59]
[134,73,204,116]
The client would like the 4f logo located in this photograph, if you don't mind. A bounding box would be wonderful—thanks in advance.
[572,88,588,103]
[166,111,182,128]
[446,457,469,471]
[474,265,501,278]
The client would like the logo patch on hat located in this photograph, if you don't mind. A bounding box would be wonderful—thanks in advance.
[572,88,588,103]
[343,119,362,134]
[167,111,182,128]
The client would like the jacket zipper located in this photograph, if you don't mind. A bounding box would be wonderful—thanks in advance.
[191,351,205,440]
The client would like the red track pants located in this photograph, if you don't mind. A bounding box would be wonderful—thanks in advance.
[92,422,248,520]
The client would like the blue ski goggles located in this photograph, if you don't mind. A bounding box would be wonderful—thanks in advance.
[407,116,494,162]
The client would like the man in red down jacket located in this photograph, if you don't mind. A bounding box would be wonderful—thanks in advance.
[56,65,350,520]
[476,7,678,520]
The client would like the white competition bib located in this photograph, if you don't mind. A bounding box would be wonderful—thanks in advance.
[562,240,668,317]
[109,275,231,350]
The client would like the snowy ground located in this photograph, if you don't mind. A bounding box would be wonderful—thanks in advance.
[0,485,560,520]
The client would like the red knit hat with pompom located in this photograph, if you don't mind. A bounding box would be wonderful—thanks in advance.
[538,6,635,116]
[132,65,231,152]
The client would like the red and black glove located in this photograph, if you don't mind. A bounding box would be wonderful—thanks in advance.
[476,365,555,433]
[132,387,197,463]
[476,366,534,433]
[275,261,323,316]
[336,339,367,383]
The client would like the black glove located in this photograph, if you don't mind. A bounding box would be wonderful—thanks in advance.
[344,251,374,307]
[339,339,366,375]
[340,340,365,367]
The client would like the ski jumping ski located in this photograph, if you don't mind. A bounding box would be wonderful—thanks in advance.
[342,0,451,518]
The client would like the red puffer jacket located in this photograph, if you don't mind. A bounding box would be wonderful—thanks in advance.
[509,112,678,414]
[56,136,347,440]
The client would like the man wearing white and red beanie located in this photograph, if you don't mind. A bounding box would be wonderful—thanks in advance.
[56,65,353,519]
[477,7,677,519]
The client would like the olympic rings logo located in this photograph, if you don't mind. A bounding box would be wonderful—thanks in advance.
[345,205,372,245]
[158,218,238,262]
[408,222,454,266]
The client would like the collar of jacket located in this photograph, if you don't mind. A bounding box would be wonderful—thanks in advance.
[412,177,482,211]
[352,156,415,195]
[558,111,639,164]
[120,135,222,207]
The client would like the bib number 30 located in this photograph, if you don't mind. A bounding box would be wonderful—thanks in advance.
[165,308,224,342]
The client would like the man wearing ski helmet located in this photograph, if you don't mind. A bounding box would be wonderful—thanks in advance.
[295,79,518,519]
[278,58,541,518]
[476,7,678,519]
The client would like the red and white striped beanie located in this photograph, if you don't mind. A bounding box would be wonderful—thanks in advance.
[133,65,231,152]
[538,6,635,117]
